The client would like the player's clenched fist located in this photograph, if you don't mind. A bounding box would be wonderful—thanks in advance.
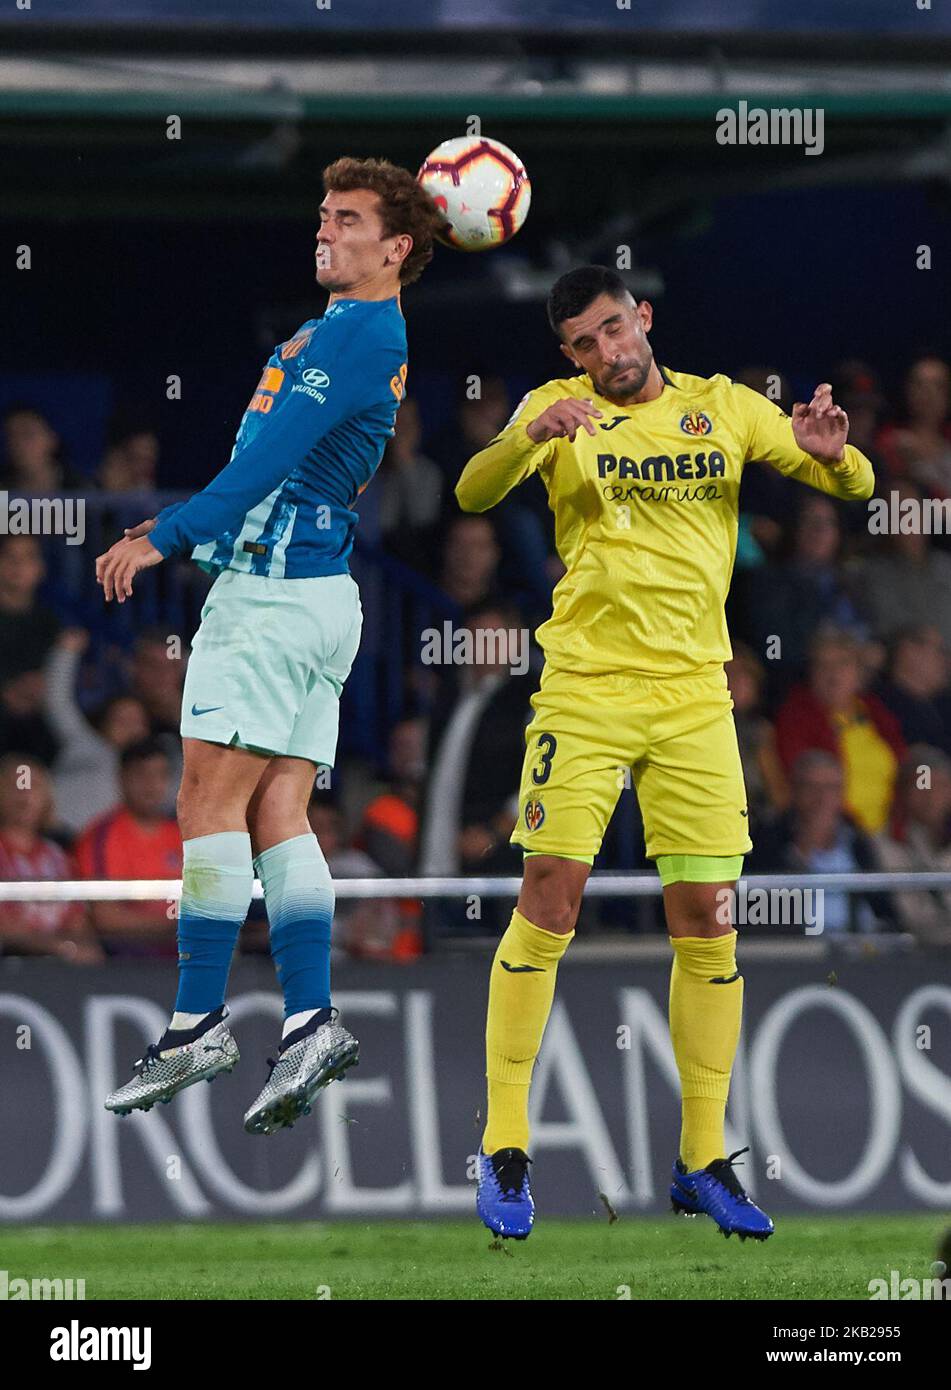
[526,397,602,444]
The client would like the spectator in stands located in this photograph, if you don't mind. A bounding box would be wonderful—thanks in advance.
[775,627,905,834]
[744,493,866,697]
[428,373,512,487]
[359,717,425,876]
[847,479,951,649]
[830,361,888,483]
[378,397,443,566]
[438,514,502,610]
[0,670,59,766]
[307,790,404,959]
[0,404,83,493]
[0,535,61,678]
[97,418,160,492]
[0,534,71,770]
[875,625,951,755]
[819,361,891,539]
[877,355,951,498]
[357,717,426,959]
[724,643,789,828]
[736,366,793,412]
[733,367,792,557]
[873,745,951,943]
[749,750,892,934]
[45,628,151,834]
[419,602,529,903]
[0,753,102,960]
[126,626,186,810]
[90,415,164,556]
[74,737,182,955]
[128,627,186,737]
[432,373,556,620]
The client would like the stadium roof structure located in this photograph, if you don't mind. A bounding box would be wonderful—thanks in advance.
[2,50,951,120]
[4,40,950,296]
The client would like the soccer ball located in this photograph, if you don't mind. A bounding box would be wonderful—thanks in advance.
[417,136,531,252]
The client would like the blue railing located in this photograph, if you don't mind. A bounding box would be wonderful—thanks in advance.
[35,492,460,763]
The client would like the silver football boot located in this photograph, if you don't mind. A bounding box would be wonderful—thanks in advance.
[105,1008,240,1115]
[243,1010,359,1135]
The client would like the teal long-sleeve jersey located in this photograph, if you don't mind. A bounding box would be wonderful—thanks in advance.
[149,295,408,578]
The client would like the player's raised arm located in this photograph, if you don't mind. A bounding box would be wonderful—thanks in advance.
[95,388,355,601]
[737,380,874,501]
[148,329,378,560]
[455,393,601,512]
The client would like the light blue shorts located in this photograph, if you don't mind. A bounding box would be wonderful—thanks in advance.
[181,568,362,765]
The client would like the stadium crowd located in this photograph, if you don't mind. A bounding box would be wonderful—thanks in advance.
[2,352,951,959]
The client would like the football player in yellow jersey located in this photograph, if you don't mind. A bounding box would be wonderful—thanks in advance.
[456,265,874,1241]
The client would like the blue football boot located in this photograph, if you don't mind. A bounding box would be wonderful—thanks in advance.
[477,1147,535,1239]
[670,1146,774,1241]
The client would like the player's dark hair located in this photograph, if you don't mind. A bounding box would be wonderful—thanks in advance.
[322,156,442,286]
[547,265,630,337]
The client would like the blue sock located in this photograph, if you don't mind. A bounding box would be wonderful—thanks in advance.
[174,831,254,1013]
[255,833,334,1017]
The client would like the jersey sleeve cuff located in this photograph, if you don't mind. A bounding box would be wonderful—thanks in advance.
[147,524,178,558]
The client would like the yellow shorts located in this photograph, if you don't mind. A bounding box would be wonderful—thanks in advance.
[511,663,753,862]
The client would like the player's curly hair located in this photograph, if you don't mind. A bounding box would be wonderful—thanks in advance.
[322,156,442,286]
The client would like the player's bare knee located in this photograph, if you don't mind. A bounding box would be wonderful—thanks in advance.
[519,857,586,935]
[665,881,735,938]
[176,783,214,840]
[177,777,247,841]
[247,806,310,858]
[670,913,728,940]
[542,902,579,935]
[246,776,312,854]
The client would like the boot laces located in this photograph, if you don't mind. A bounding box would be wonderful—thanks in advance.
[134,1043,163,1075]
[491,1149,532,1201]
[706,1146,752,1201]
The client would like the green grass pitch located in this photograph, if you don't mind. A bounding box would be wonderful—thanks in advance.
[3,1214,944,1300]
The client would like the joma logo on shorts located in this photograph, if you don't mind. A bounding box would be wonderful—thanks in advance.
[597,452,726,482]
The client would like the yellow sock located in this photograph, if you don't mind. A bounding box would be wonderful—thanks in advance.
[668,931,743,1172]
[482,908,573,1154]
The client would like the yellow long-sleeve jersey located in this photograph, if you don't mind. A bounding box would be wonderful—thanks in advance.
[455,366,874,676]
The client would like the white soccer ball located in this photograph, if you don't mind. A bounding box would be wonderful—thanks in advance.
[417,136,531,252]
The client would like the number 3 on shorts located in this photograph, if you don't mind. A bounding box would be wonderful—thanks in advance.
[532,732,557,785]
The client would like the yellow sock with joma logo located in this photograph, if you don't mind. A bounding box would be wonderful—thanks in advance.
[483,908,573,1154]
[669,930,743,1172]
